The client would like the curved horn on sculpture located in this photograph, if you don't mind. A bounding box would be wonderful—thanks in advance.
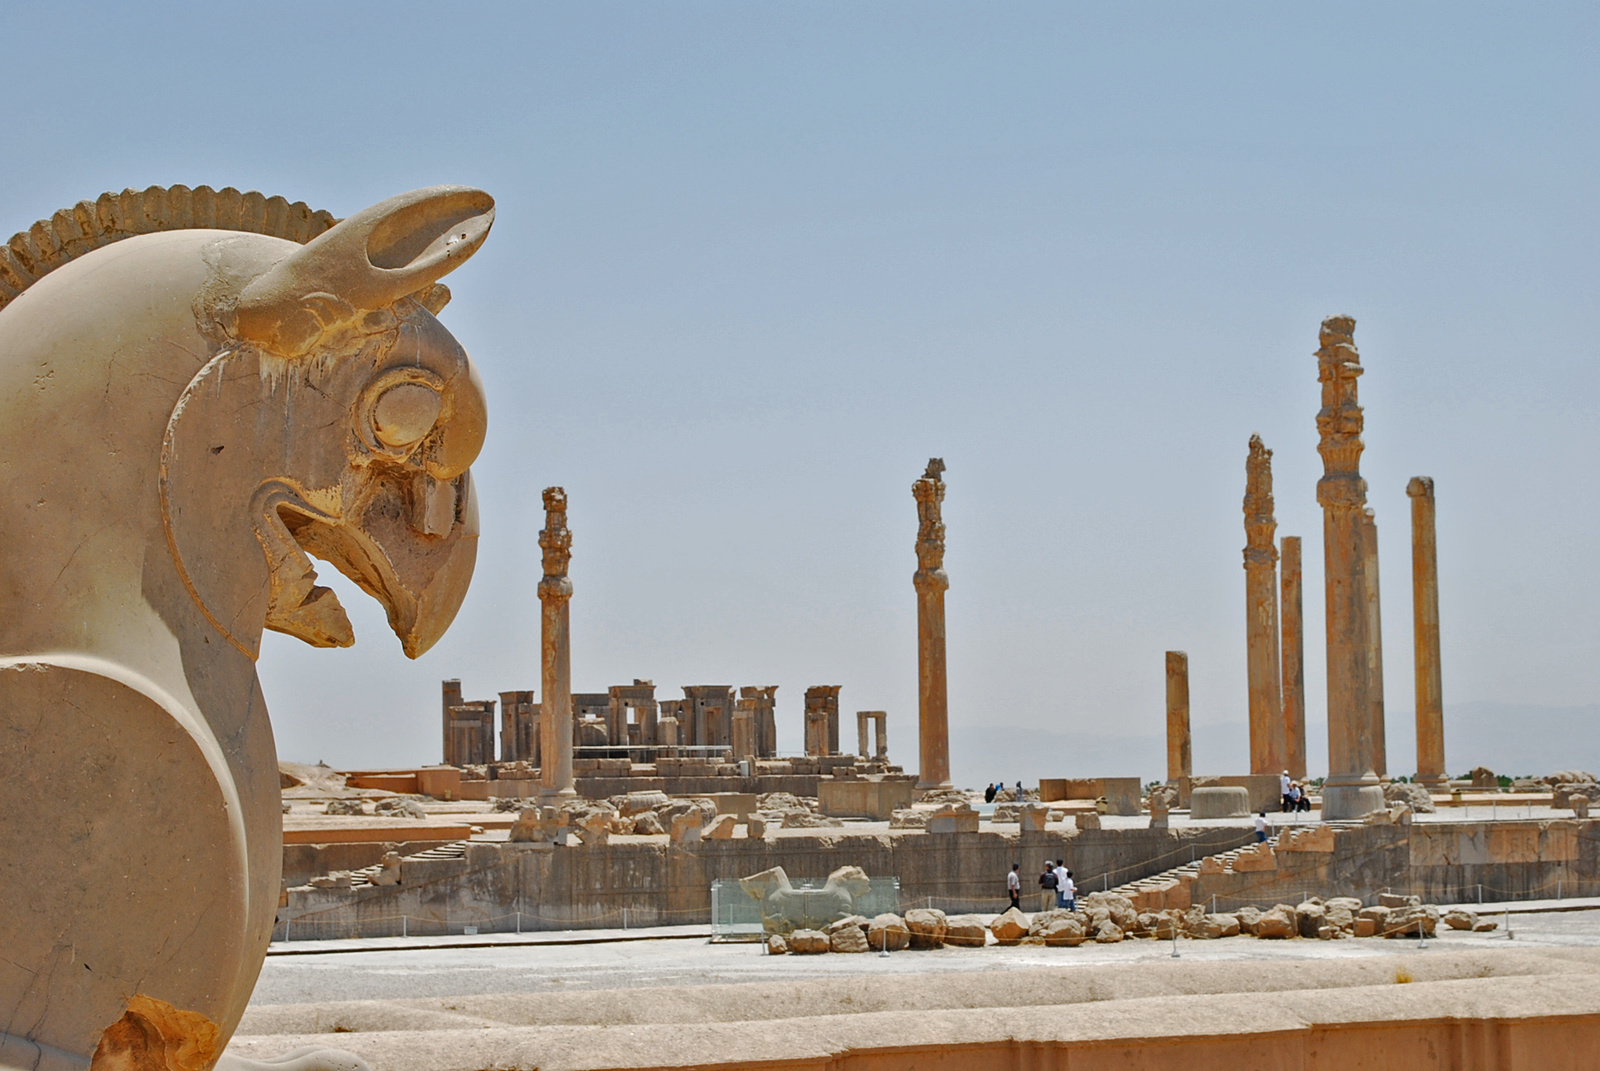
[233,186,494,357]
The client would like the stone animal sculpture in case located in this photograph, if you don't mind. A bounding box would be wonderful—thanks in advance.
[0,185,494,1071]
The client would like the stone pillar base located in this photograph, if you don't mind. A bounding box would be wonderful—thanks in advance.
[1320,782,1386,821]
[916,778,953,791]
[1415,774,1448,790]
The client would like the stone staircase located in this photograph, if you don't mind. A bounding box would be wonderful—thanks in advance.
[1109,844,1259,913]
[348,840,467,887]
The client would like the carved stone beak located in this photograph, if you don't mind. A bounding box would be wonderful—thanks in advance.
[283,470,478,658]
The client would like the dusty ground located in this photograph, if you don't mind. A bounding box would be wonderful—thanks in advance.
[251,904,1600,1005]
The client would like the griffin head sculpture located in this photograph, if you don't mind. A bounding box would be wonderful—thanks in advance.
[0,185,493,1071]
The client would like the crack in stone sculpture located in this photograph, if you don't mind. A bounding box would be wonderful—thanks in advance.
[0,184,494,1071]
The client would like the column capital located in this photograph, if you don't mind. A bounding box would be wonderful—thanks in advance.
[1407,475,1434,499]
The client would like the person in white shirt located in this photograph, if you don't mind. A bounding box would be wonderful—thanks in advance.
[1052,862,1070,909]
[1057,866,1077,911]
[1281,771,1293,812]
[1254,812,1269,842]
[1006,863,1021,910]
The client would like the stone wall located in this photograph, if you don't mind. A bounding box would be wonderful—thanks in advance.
[278,826,1253,939]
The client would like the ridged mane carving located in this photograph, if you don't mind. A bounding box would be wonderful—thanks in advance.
[1,185,456,317]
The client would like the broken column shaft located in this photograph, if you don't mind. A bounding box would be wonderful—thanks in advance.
[1280,536,1307,780]
[1408,476,1446,787]
[1165,651,1191,784]
[1243,435,1286,776]
[539,486,576,798]
[1361,510,1388,779]
[913,458,951,789]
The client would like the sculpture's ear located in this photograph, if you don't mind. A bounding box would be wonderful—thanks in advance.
[233,186,494,357]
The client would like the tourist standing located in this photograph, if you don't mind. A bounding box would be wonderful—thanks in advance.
[1007,863,1021,910]
[1059,867,1077,912]
[1281,770,1293,812]
[1254,812,1269,842]
[1038,861,1058,911]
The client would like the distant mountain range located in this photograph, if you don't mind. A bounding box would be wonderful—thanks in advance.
[949,701,1599,791]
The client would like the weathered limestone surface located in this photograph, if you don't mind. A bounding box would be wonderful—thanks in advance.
[912,459,951,789]
[1165,652,1191,784]
[1408,476,1446,787]
[1360,509,1388,779]
[1279,536,1307,779]
[0,185,493,1068]
[856,710,887,759]
[1314,316,1385,819]
[803,685,842,756]
[1243,436,1285,776]
[540,487,576,798]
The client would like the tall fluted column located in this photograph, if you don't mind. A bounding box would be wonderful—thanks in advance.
[1315,316,1384,819]
[1408,477,1446,788]
[1280,536,1307,780]
[1361,509,1387,779]
[1243,435,1285,775]
[913,458,951,789]
[1165,651,1191,784]
[539,486,576,798]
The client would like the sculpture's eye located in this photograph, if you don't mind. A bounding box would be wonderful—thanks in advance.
[372,382,442,448]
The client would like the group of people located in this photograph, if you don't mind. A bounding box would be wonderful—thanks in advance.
[1279,770,1312,813]
[984,781,1024,803]
[1008,860,1077,911]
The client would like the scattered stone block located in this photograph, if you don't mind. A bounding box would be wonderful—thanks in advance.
[705,814,738,840]
[670,812,704,844]
[1075,811,1101,831]
[1474,918,1500,932]
[745,815,768,838]
[619,790,670,816]
[1190,786,1250,819]
[324,800,366,816]
[867,913,910,951]
[373,798,427,819]
[1295,901,1326,939]
[1443,909,1478,931]
[1254,907,1296,939]
[830,925,870,953]
[1091,920,1124,943]
[1355,917,1376,937]
[1019,804,1051,832]
[369,851,402,886]
[944,915,988,947]
[788,929,829,954]
[927,803,979,834]
[308,871,353,889]
[905,908,948,949]
[1383,904,1440,938]
[888,809,927,829]
[1379,893,1419,909]
[989,907,1029,945]
[766,933,787,955]
[631,811,665,835]
[1384,781,1437,813]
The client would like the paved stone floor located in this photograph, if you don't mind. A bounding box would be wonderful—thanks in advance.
[252,906,1600,1005]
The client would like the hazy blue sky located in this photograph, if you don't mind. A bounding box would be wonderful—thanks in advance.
[4,4,1595,785]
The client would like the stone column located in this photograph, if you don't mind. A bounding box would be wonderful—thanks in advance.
[1314,316,1384,819]
[1361,509,1387,779]
[538,486,576,798]
[731,698,756,769]
[1408,476,1446,788]
[441,678,463,765]
[1165,651,1191,784]
[913,458,951,789]
[857,711,871,758]
[1279,536,1307,780]
[1243,435,1285,776]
